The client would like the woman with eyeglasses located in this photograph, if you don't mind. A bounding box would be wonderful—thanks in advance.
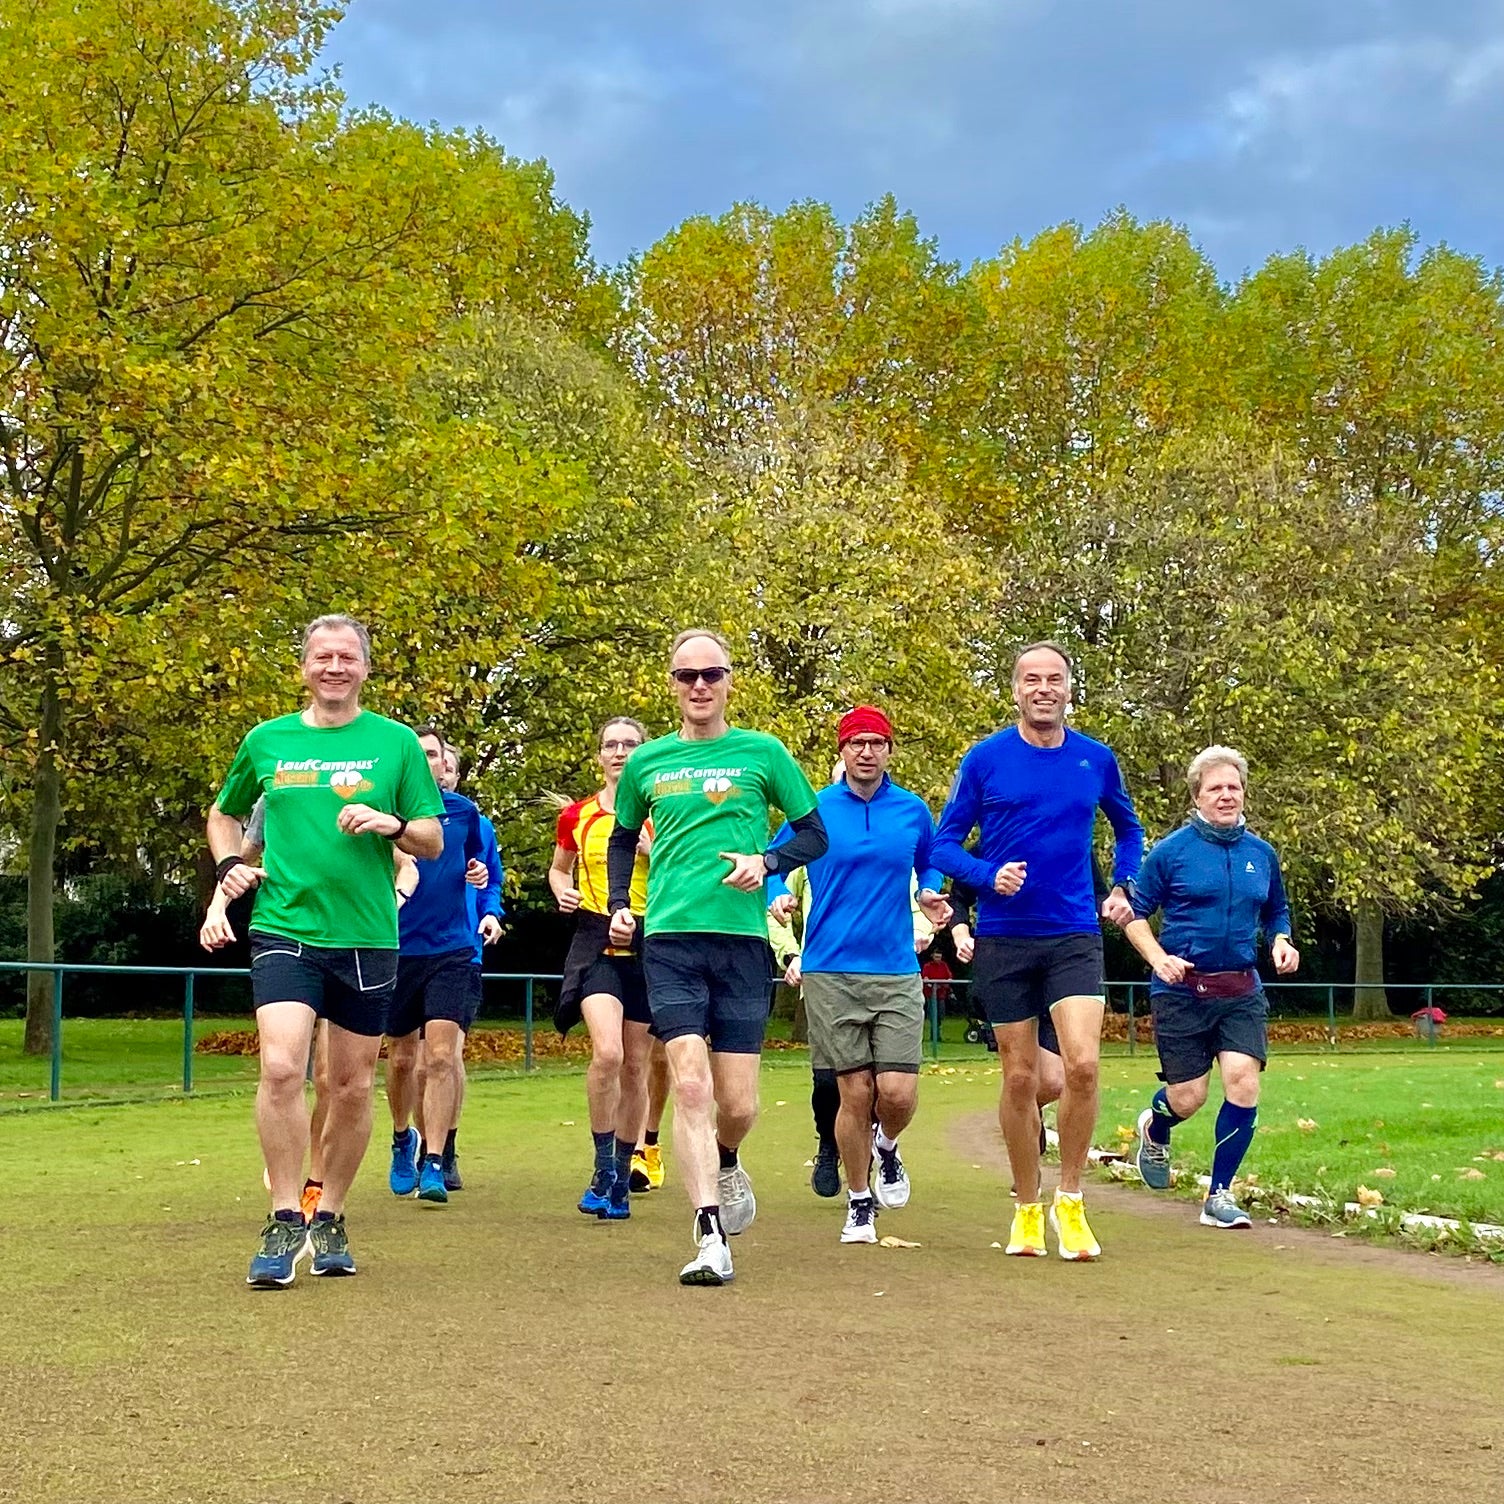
[550,716,656,1222]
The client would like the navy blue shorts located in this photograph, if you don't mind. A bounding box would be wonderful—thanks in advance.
[388,948,482,1038]
[642,934,774,1054]
[578,955,653,1027]
[249,932,397,1038]
[972,934,1103,1031]
[1153,989,1269,1084]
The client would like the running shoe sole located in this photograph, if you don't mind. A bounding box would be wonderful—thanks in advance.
[679,1261,734,1286]
[1048,1205,1101,1261]
[1200,1205,1253,1229]
[246,1233,310,1289]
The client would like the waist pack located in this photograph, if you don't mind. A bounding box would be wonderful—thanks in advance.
[1186,968,1258,999]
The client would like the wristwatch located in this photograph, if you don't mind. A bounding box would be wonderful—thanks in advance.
[762,849,781,875]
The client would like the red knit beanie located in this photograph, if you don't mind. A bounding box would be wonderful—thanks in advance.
[837,705,894,747]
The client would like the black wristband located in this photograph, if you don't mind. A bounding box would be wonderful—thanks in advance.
[215,855,246,885]
[386,817,408,841]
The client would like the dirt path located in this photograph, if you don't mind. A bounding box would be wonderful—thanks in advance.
[3,1090,1501,1504]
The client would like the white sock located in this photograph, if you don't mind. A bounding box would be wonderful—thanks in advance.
[849,1188,872,1205]
[874,1128,898,1152]
[1055,1188,1082,1203]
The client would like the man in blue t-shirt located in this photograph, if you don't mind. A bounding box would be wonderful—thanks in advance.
[384,726,503,1204]
[934,642,1143,1262]
[768,707,951,1246]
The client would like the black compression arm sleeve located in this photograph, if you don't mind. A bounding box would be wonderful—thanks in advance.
[606,821,642,912]
[766,808,828,873]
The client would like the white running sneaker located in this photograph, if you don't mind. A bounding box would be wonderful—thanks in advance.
[717,1161,757,1235]
[871,1129,911,1209]
[679,1226,735,1286]
[840,1195,879,1244]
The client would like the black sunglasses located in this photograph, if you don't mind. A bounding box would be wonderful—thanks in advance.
[670,666,730,686]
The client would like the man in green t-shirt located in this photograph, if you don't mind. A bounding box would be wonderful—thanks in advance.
[207,614,443,1289]
[607,628,827,1286]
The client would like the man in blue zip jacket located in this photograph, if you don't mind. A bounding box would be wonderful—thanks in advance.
[384,726,502,1204]
[1123,745,1298,1229]
[934,642,1143,1262]
[768,706,951,1245]
[444,740,504,1191]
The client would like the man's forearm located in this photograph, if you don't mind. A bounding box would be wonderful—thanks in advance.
[206,808,245,863]
[395,816,442,860]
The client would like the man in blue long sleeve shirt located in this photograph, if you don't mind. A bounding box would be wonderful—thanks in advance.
[933,642,1143,1261]
[384,728,502,1204]
[768,706,951,1245]
[1123,745,1299,1230]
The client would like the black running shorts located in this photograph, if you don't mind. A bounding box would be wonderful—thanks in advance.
[972,934,1104,1030]
[1152,989,1269,1085]
[642,934,774,1054]
[387,948,482,1038]
[249,931,397,1038]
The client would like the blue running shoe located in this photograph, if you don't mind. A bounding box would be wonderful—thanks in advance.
[602,1178,631,1220]
[389,1125,420,1197]
[578,1168,614,1216]
[1134,1107,1173,1191]
[417,1155,448,1204]
[246,1213,308,1288]
[308,1211,357,1275]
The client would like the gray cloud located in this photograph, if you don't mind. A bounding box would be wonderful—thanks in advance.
[323,0,1504,276]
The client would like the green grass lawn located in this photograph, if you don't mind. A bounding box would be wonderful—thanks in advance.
[5,1018,1504,1229]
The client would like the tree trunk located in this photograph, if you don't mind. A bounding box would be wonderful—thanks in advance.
[23,654,64,1056]
[1351,901,1391,1020]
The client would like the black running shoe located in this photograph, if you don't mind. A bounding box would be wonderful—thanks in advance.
[811,1142,842,1198]
[441,1150,464,1192]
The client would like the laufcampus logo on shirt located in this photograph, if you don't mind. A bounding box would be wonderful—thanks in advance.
[653,764,746,805]
[272,757,379,798]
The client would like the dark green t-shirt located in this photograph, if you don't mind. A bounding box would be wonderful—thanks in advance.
[215,710,442,949]
[614,726,818,938]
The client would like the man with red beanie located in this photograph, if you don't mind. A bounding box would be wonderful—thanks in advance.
[768,706,951,1244]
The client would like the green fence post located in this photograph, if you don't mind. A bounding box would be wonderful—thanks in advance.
[182,973,195,1094]
[1425,984,1436,1046]
[1126,985,1136,1056]
[1327,985,1337,1051]
[49,968,64,1102]
[524,977,534,1073]
[927,983,940,1061]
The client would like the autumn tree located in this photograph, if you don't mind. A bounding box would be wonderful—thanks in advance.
[0,0,602,1050]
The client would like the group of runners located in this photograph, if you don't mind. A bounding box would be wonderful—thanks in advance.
[206,615,1299,1289]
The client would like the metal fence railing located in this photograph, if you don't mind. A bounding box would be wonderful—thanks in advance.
[3,961,1500,1103]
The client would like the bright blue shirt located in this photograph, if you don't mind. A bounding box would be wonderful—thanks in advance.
[400,789,487,958]
[767,775,943,975]
[1130,820,1293,994]
[466,814,504,965]
[933,726,1143,938]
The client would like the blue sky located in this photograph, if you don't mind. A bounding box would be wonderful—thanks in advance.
[323,1,1504,280]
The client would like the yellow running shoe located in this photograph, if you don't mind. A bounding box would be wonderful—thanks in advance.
[1006,1201,1047,1257]
[642,1143,665,1190]
[1049,1190,1101,1261]
[300,1180,323,1222]
[629,1151,652,1194]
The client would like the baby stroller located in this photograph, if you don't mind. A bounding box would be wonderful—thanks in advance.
[963,1015,998,1052]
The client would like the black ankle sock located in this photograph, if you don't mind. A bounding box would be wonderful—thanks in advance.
[444,1129,458,1155]
[696,1206,725,1240]
[644,1129,660,1147]
[273,1207,303,1225]
[717,1142,738,1171]
[302,1178,322,1192]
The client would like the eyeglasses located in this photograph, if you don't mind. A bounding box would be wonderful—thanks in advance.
[844,737,890,753]
[601,739,642,753]
[670,667,730,686]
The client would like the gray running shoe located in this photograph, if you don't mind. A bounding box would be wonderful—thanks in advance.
[1200,1189,1253,1229]
[871,1129,911,1209]
[679,1227,735,1285]
[1134,1107,1173,1191]
[307,1212,357,1276]
[717,1161,757,1235]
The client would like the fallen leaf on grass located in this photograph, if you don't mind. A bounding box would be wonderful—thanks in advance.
[1371,1167,1397,1179]
[879,1236,922,1249]
[560,1120,575,1127]
[990,1241,1003,1249]
[1297,1118,1318,1132]
[774,1100,787,1106]
[1355,1185,1385,1207]
[1459,1168,1487,1181]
